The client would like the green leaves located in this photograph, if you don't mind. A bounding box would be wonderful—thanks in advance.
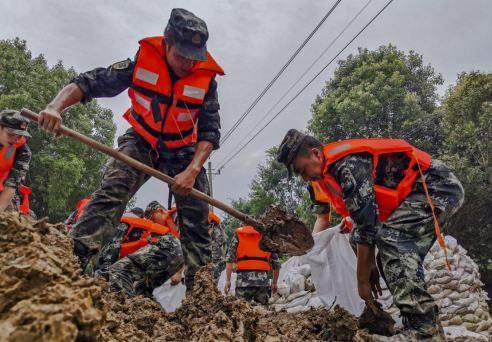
[308,45,443,154]
[0,38,116,222]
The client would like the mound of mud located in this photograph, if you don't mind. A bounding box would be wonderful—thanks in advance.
[0,212,361,341]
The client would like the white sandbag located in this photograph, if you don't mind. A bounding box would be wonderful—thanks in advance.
[462,314,481,324]
[153,280,186,313]
[432,289,453,300]
[298,225,365,316]
[306,295,324,308]
[445,236,458,253]
[286,305,311,313]
[447,291,466,301]
[277,281,290,297]
[440,304,462,315]
[434,275,452,284]
[427,284,440,294]
[296,264,311,277]
[457,283,470,293]
[429,258,448,270]
[286,290,309,302]
[287,273,305,294]
[439,298,452,309]
[463,322,479,332]
[448,316,463,325]
[443,326,488,341]
[285,293,311,309]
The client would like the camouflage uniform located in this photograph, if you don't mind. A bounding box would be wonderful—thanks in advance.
[96,221,131,277]
[329,154,464,338]
[0,110,32,212]
[226,232,281,305]
[210,221,227,279]
[108,234,184,297]
[277,129,464,338]
[69,41,221,290]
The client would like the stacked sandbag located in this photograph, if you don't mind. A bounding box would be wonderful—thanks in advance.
[423,235,492,338]
[270,264,321,312]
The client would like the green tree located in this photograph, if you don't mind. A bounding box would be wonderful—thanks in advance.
[440,71,492,297]
[309,44,444,154]
[221,148,316,238]
[0,38,116,222]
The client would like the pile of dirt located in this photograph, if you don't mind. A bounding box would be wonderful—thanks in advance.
[0,211,377,341]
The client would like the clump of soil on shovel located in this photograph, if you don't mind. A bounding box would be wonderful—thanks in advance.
[256,204,315,256]
[0,211,364,341]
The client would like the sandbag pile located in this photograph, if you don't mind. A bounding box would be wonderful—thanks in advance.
[423,235,492,338]
[270,263,322,313]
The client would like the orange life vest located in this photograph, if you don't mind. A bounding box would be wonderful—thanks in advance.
[19,185,32,215]
[0,138,26,192]
[74,197,91,222]
[123,36,225,149]
[119,216,175,258]
[208,211,221,225]
[318,138,431,222]
[236,225,271,271]
[310,180,354,232]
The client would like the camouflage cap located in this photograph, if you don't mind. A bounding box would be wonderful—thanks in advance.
[0,109,31,138]
[129,207,144,218]
[277,129,309,178]
[165,8,208,61]
[144,200,166,219]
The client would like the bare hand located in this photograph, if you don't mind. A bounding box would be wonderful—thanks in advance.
[271,283,278,296]
[39,107,62,135]
[358,278,373,303]
[170,271,183,286]
[369,264,383,299]
[172,168,198,196]
[224,280,231,294]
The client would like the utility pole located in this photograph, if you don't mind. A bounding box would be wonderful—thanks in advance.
[207,161,214,199]
[206,160,220,213]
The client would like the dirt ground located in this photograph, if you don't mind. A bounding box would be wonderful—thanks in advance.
[0,212,477,341]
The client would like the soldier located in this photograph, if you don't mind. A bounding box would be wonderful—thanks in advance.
[277,129,465,339]
[96,206,145,277]
[38,8,224,291]
[209,211,227,279]
[224,225,280,305]
[166,208,227,283]
[0,110,32,213]
[107,201,184,297]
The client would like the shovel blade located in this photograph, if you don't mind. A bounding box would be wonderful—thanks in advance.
[254,205,314,256]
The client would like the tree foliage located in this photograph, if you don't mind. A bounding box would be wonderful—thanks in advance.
[440,72,492,296]
[309,45,444,154]
[0,38,116,222]
[221,148,315,237]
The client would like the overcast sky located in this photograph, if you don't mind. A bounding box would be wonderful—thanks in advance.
[2,0,491,215]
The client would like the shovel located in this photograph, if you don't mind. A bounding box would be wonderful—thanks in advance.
[21,108,314,255]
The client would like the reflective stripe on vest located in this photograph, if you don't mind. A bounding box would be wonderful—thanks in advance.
[123,36,225,149]
[0,138,26,192]
[319,138,431,222]
[236,225,271,271]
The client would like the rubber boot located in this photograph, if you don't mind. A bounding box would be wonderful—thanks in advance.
[401,306,445,341]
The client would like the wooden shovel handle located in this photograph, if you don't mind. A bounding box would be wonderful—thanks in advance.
[21,108,255,224]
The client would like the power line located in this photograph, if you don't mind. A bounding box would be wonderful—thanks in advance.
[219,0,343,146]
[216,0,373,167]
[216,0,395,171]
